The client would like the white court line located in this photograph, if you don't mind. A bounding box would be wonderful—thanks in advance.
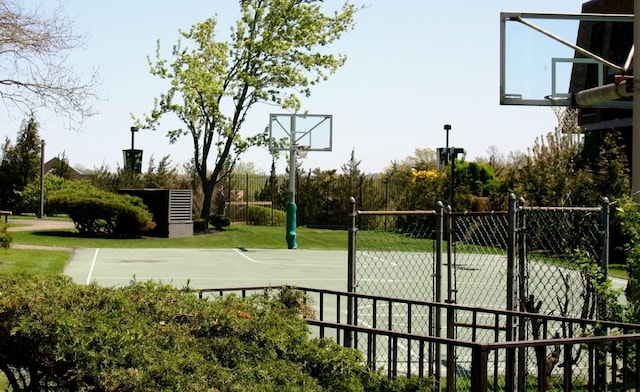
[233,248,257,263]
[359,252,397,266]
[232,248,341,267]
[86,248,100,285]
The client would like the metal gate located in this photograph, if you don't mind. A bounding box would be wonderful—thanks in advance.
[348,194,611,389]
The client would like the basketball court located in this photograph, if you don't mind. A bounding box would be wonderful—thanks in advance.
[64,248,348,290]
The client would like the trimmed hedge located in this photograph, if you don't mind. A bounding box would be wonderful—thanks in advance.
[48,187,155,237]
[0,274,430,391]
[248,205,286,226]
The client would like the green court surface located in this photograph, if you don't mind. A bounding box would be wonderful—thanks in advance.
[65,248,348,291]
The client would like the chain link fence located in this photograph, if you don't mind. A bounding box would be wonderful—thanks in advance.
[349,195,612,389]
[352,196,609,318]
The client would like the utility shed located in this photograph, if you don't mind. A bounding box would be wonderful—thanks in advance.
[120,189,193,238]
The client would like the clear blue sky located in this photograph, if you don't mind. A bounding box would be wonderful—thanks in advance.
[1,0,591,175]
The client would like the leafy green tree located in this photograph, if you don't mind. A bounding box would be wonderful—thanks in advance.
[0,115,42,211]
[138,1,359,224]
[21,172,68,215]
[403,147,439,171]
[501,129,584,206]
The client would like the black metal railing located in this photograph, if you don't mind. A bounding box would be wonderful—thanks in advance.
[198,285,640,391]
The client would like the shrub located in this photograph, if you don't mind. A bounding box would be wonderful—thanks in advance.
[48,186,155,237]
[0,224,11,249]
[193,218,207,232]
[248,205,286,226]
[0,274,429,391]
[210,214,231,230]
[18,174,96,216]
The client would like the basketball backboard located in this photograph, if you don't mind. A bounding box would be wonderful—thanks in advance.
[268,113,333,152]
[500,12,633,108]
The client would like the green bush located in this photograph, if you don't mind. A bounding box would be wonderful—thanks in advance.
[210,214,231,230]
[19,174,96,216]
[0,273,430,391]
[248,205,286,226]
[193,218,207,232]
[48,186,155,237]
[0,224,11,249]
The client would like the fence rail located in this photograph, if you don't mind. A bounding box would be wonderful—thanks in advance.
[198,285,640,391]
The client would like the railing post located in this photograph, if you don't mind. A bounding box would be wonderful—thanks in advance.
[435,201,444,388]
[346,196,358,348]
[470,345,489,392]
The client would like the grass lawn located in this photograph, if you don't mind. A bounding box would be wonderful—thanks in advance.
[0,248,71,275]
[9,225,348,249]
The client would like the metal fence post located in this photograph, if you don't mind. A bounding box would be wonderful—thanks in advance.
[596,197,610,389]
[517,196,527,392]
[600,197,610,285]
[445,205,456,392]
[505,193,517,391]
[435,201,444,388]
[346,196,358,348]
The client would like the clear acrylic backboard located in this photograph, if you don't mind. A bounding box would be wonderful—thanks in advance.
[268,113,333,152]
[500,12,633,108]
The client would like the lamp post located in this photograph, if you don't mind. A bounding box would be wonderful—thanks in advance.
[39,139,45,218]
[444,124,451,161]
[444,124,452,208]
[130,126,138,172]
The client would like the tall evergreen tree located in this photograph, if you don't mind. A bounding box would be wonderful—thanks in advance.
[0,115,42,211]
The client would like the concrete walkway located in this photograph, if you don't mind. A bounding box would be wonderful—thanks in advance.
[7,219,75,232]
[6,218,75,251]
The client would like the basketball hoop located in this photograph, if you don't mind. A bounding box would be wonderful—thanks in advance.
[295,145,309,159]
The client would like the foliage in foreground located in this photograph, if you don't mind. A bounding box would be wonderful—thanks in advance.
[0,274,429,391]
[0,224,11,249]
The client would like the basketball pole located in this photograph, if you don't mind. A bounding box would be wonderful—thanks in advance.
[286,115,298,249]
[633,0,640,201]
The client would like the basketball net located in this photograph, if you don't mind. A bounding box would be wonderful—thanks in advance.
[551,106,579,134]
[295,145,309,159]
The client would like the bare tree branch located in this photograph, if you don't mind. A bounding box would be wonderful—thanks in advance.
[0,0,99,129]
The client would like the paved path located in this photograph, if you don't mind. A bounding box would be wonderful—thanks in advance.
[7,219,75,232]
[6,218,75,251]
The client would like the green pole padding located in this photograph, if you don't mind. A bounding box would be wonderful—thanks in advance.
[286,201,297,249]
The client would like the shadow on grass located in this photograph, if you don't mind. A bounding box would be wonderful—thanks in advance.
[31,230,78,238]
[30,230,141,240]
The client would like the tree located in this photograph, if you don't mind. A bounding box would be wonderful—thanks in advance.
[0,115,42,211]
[139,0,359,222]
[48,152,74,179]
[504,129,584,206]
[0,0,98,129]
[143,155,182,189]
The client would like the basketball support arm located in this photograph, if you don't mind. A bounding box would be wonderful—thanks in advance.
[574,78,633,107]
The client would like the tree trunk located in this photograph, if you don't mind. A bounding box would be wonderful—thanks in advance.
[200,179,215,222]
